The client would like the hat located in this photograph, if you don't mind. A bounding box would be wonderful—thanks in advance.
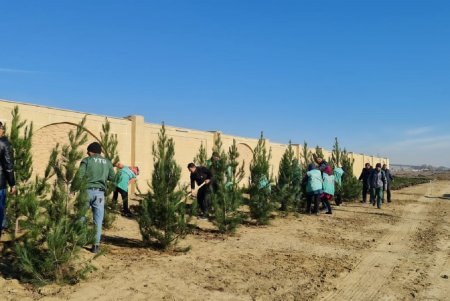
[87,142,102,154]
[308,163,316,171]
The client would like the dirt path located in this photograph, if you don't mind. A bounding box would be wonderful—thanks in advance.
[1,181,450,301]
[319,180,450,301]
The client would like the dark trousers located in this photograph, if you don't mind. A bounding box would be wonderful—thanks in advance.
[362,184,369,203]
[306,194,320,214]
[335,191,342,206]
[197,185,210,215]
[112,187,129,212]
[0,189,6,237]
[321,195,332,213]
[385,185,391,202]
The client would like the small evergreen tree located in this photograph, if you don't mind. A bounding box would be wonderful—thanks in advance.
[193,142,207,166]
[9,106,33,183]
[99,118,120,228]
[299,141,313,203]
[329,137,361,201]
[248,133,273,225]
[341,149,361,201]
[330,137,341,169]
[314,145,325,160]
[138,124,188,249]
[6,106,34,231]
[274,141,302,212]
[14,117,96,285]
[210,138,244,233]
[300,141,313,172]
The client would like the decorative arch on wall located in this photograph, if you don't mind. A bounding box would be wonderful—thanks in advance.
[32,122,100,177]
[236,143,254,184]
[36,122,100,142]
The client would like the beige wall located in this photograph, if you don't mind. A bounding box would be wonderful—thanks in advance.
[0,99,389,192]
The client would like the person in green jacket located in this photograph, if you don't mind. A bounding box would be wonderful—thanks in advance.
[77,142,115,253]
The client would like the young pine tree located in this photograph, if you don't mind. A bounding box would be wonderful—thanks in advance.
[138,124,188,249]
[248,133,273,225]
[340,149,361,201]
[14,117,96,285]
[99,118,120,228]
[330,137,343,204]
[300,141,313,172]
[330,137,341,169]
[275,141,302,212]
[193,142,207,166]
[314,145,325,160]
[6,106,34,231]
[210,137,244,233]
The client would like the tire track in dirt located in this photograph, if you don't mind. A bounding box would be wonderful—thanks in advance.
[319,181,450,301]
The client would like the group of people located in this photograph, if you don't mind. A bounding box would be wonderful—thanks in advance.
[302,155,344,215]
[0,128,394,253]
[76,142,140,253]
[0,137,140,254]
[358,162,394,208]
[188,153,347,218]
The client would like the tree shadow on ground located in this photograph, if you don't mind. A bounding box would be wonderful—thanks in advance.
[101,234,147,249]
[424,195,450,200]
[0,241,18,280]
[332,206,397,218]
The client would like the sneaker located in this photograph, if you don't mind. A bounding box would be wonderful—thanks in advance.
[91,245,100,254]
[326,211,332,215]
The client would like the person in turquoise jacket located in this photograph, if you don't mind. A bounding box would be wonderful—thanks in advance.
[112,163,139,217]
[302,163,323,215]
[320,166,335,214]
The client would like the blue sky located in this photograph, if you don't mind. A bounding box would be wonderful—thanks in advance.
[1,0,450,166]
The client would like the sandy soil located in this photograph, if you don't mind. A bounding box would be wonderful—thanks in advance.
[1,181,450,301]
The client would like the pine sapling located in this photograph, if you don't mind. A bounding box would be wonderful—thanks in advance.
[138,123,189,249]
[99,118,120,228]
[14,117,96,285]
[275,141,302,212]
[248,133,273,225]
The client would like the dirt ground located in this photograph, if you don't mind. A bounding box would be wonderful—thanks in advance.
[1,181,450,301]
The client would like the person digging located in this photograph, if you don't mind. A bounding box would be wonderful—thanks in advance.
[188,162,212,220]
[112,163,139,217]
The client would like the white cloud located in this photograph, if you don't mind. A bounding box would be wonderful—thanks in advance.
[380,135,450,167]
[405,126,434,136]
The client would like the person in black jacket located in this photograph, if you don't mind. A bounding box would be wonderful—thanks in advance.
[188,162,212,220]
[382,164,394,203]
[358,163,372,203]
[0,122,16,238]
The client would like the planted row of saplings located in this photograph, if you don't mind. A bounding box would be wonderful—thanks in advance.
[1,106,360,287]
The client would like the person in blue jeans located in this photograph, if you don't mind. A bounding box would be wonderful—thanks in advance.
[368,163,387,209]
[0,122,16,239]
[76,142,115,253]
